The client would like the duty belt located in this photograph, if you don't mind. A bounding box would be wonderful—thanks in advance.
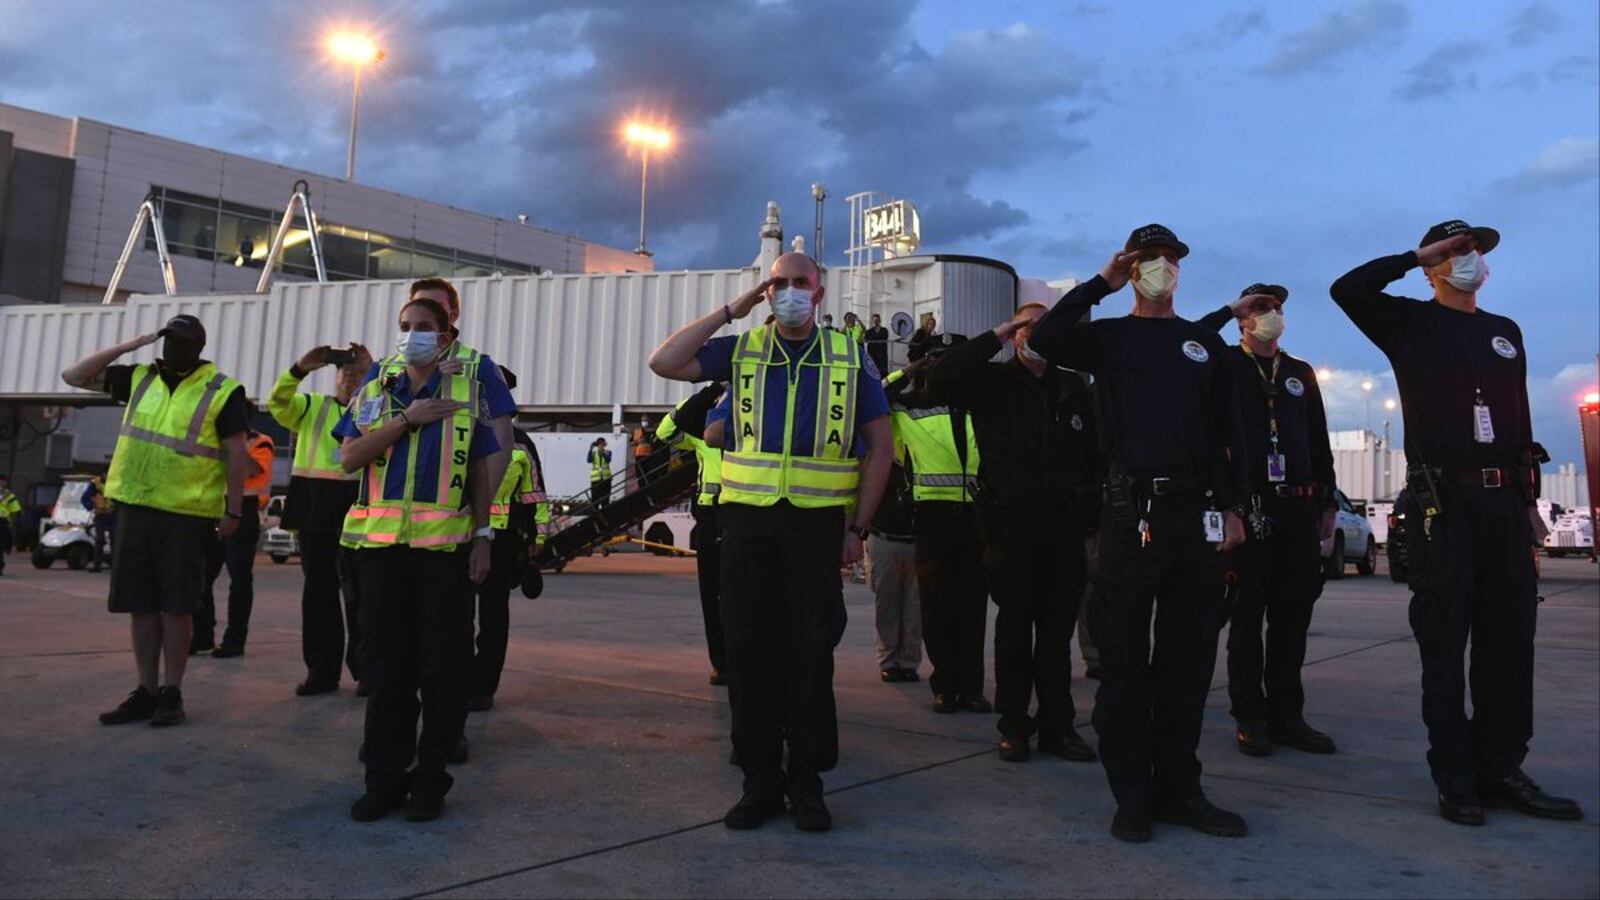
[1269,483,1321,499]
[1134,475,1208,499]
[1428,466,1513,489]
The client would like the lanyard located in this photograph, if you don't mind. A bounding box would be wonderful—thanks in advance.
[1242,345,1282,449]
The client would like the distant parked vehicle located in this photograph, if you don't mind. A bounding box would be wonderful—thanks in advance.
[1544,511,1594,559]
[260,495,298,564]
[31,476,98,570]
[1386,489,1411,583]
[1321,489,1377,579]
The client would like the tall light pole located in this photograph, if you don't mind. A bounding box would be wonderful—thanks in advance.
[624,121,672,257]
[1383,398,1397,496]
[1361,379,1375,437]
[328,32,384,182]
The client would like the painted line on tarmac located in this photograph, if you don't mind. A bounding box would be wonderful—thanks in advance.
[407,745,996,898]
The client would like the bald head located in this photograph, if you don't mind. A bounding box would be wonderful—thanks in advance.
[771,251,822,284]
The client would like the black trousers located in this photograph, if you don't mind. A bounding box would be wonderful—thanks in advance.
[352,544,473,798]
[915,502,987,700]
[195,496,260,646]
[0,518,10,573]
[691,503,726,673]
[980,504,1086,741]
[92,512,114,569]
[470,531,522,700]
[590,479,610,508]
[719,501,845,799]
[1226,498,1324,724]
[1404,486,1538,795]
[300,528,361,684]
[1091,499,1229,809]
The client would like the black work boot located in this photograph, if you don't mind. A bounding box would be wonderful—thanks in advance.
[790,793,833,832]
[149,686,186,727]
[1480,770,1583,821]
[350,788,407,822]
[99,686,158,725]
[1037,727,1097,762]
[997,736,1030,762]
[723,792,785,830]
[1269,717,1337,754]
[1154,790,1248,837]
[931,693,958,714]
[1236,720,1274,757]
[1111,803,1153,843]
[1437,789,1486,826]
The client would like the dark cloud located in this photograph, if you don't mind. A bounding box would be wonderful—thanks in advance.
[1254,0,1409,78]
[1547,55,1600,83]
[1394,41,1489,102]
[0,0,1102,270]
[1506,1,1563,47]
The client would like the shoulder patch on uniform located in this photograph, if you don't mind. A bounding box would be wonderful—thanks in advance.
[1283,377,1305,397]
[1491,336,1517,359]
[1181,340,1210,363]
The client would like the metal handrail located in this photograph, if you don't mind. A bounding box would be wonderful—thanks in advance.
[102,193,177,305]
[255,179,328,292]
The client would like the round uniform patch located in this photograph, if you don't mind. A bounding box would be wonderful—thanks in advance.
[1181,340,1210,363]
[1070,413,1084,432]
[1283,377,1305,397]
[1491,336,1517,359]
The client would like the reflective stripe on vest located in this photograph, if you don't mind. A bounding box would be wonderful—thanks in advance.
[490,446,533,531]
[340,360,477,550]
[721,326,860,508]
[890,404,981,504]
[104,363,239,518]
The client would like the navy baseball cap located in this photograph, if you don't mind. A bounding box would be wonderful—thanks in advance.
[1125,223,1190,259]
[1420,219,1499,254]
[158,314,207,346]
[1239,283,1289,304]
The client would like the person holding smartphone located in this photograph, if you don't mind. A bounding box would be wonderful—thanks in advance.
[269,342,373,696]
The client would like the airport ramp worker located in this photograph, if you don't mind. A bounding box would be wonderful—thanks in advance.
[468,429,539,711]
[1027,224,1251,843]
[1197,286,1340,758]
[269,343,371,696]
[656,382,730,684]
[335,293,496,823]
[649,251,893,833]
[1330,220,1581,826]
[0,473,18,576]
[196,419,274,658]
[587,439,614,509]
[887,340,993,714]
[61,315,251,729]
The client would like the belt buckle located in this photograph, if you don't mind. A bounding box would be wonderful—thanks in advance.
[1481,468,1503,488]
[1150,477,1172,497]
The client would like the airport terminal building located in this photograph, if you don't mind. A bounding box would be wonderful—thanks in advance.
[0,101,648,307]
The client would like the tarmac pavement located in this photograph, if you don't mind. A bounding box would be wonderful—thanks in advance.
[0,549,1594,898]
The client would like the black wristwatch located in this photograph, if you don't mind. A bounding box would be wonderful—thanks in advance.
[847,523,869,540]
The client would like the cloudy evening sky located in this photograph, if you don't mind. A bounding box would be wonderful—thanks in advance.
[3,0,1596,462]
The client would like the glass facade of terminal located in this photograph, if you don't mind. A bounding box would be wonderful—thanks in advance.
[143,186,538,281]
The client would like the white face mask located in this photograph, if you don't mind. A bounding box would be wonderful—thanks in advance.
[395,329,440,365]
[771,287,816,328]
[1442,250,1488,293]
[1135,258,1179,300]
[1248,308,1285,342]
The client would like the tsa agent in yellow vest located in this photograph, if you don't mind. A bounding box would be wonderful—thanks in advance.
[648,252,894,833]
[334,295,497,823]
[270,343,371,695]
[60,315,250,729]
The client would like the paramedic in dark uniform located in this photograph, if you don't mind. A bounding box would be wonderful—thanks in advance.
[650,251,893,834]
[1197,285,1339,758]
[1028,224,1250,843]
[1331,220,1582,826]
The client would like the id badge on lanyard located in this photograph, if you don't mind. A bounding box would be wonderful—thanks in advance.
[1473,396,1495,444]
[1267,452,1287,483]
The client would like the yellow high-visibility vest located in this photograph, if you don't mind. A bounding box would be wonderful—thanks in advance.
[490,446,541,531]
[268,368,356,482]
[104,362,240,519]
[656,401,723,507]
[890,403,981,503]
[340,354,480,551]
[721,325,861,508]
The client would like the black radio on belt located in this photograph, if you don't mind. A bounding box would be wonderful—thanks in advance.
[1408,466,1444,519]
[1105,465,1138,526]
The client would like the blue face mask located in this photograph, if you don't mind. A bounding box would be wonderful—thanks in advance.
[771,287,815,327]
[395,329,439,364]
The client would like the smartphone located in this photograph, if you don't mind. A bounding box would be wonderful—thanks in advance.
[323,347,356,366]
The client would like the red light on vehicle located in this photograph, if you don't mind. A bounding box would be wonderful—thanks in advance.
[1387,514,1399,529]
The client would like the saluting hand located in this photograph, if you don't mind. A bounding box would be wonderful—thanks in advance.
[730,278,776,319]
[1415,234,1475,268]
[1231,293,1278,318]
[1099,250,1142,292]
[992,310,1034,341]
[404,397,466,426]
